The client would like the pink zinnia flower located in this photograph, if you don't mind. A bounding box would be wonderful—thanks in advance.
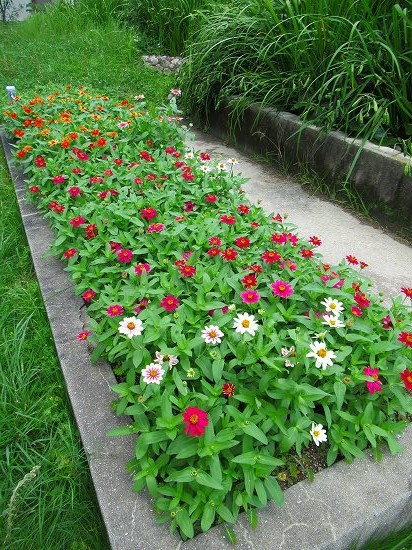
[220,214,236,225]
[117,249,133,263]
[77,330,91,341]
[271,280,293,298]
[147,223,165,233]
[271,232,287,245]
[363,366,382,394]
[300,248,314,259]
[209,236,221,246]
[309,235,322,246]
[262,250,281,264]
[52,174,66,185]
[237,204,250,214]
[240,290,260,304]
[205,194,217,203]
[355,292,370,308]
[161,295,179,312]
[109,241,122,252]
[235,236,250,249]
[346,255,359,265]
[401,287,412,299]
[381,315,393,330]
[179,265,196,277]
[68,186,81,197]
[134,263,151,276]
[107,304,124,316]
[182,406,208,437]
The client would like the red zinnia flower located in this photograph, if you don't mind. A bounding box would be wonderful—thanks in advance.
[109,241,122,252]
[77,330,91,341]
[398,332,412,348]
[262,250,281,264]
[250,264,263,274]
[161,295,179,312]
[300,248,314,259]
[207,248,221,257]
[205,194,217,203]
[360,261,368,269]
[209,236,221,247]
[35,156,46,168]
[401,287,412,298]
[117,249,133,263]
[242,274,258,288]
[351,306,363,317]
[273,213,283,222]
[220,214,236,225]
[222,383,236,397]
[134,263,151,275]
[235,237,250,249]
[184,201,195,212]
[68,186,81,197]
[221,248,238,261]
[29,185,40,193]
[85,224,98,239]
[96,137,107,147]
[52,175,66,185]
[140,207,157,221]
[70,216,86,227]
[63,248,77,259]
[82,289,96,302]
[346,255,359,265]
[134,177,143,185]
[286,233,298,246]
[199,152,211,161]
[309,235,322,247]
[354,292,370,308]
[238,204,250,214]
[400,369,412,390]
[271,232,287,245]
[179,265,196,277]
[240,290,260,304]
[182,406,208,437]
[107,304,124,316]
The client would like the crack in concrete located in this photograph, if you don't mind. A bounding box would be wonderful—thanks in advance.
[278,522,313,550]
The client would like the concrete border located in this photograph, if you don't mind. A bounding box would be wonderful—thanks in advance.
[2,130,411,550]
[205,100,412,226]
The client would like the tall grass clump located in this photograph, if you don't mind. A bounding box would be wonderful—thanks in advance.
[181,0,412,149]
[125,0,222,55]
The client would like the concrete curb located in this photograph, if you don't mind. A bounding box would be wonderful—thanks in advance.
[206,100,412,226]
[2,130,411,550]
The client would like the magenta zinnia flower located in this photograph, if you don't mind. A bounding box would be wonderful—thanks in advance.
[182,406,208,437]
[271,280,293,298]
[363,366,382,394]
[240,290,260,304]
[134,263,151,276]
[117,249,133,263]
[161,295,179,312]
[107,304,124,317]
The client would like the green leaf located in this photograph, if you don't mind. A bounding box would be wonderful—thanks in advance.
[340,439,364,458]
[386,433,403,455]
[333,381,346,410]
[232,452,257,465]
[175,509,194,539]
[241,422,268,445]
[107,426,135,437]
[216,504,235,523]
[254,478,267,506]
[248,508,258,529]
[196,471,224,490]
[166,467,196,483]
[212,359,224,383]
[224,525,237,545]
[201,503,216,532]
[263,477,284,506]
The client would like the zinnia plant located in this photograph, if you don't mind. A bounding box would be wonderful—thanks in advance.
[2,87,411,540]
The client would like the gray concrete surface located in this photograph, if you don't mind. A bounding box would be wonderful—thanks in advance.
[207,101,412,224]
[2,126,412,550]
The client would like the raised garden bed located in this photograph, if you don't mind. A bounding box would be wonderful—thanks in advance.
[1,87,412,549]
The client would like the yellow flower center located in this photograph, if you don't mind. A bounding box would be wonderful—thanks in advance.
[149,368,158,378]
[313,430,320,437]
[189,414,198,425]
[278,285,285,291]
[242,320,250,328]
[127,322,135,330]
[209,330,217,338]
[330,303,336,310]
[317,348,327,358]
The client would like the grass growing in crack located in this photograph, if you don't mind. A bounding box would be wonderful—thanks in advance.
[0,148,110,548]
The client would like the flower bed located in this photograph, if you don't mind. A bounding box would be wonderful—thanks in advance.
[2,87,412,540]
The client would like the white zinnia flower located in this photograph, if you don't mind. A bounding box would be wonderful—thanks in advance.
[306,341,336,369]
[227,157,239,165]
[233,313,259,336]
[216,162,227,172]
[141,363,165,384]
[201,325,224,344]
[310,423,327,446]
[321,297,344,314]
[322,314,345,328]
[199,165,211,173]
[118,317,143,338]
[134,94,145,100]
[117,121,130,129]
[281,346,295,357]
[154,351,179,368]
[185,151,194,159]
